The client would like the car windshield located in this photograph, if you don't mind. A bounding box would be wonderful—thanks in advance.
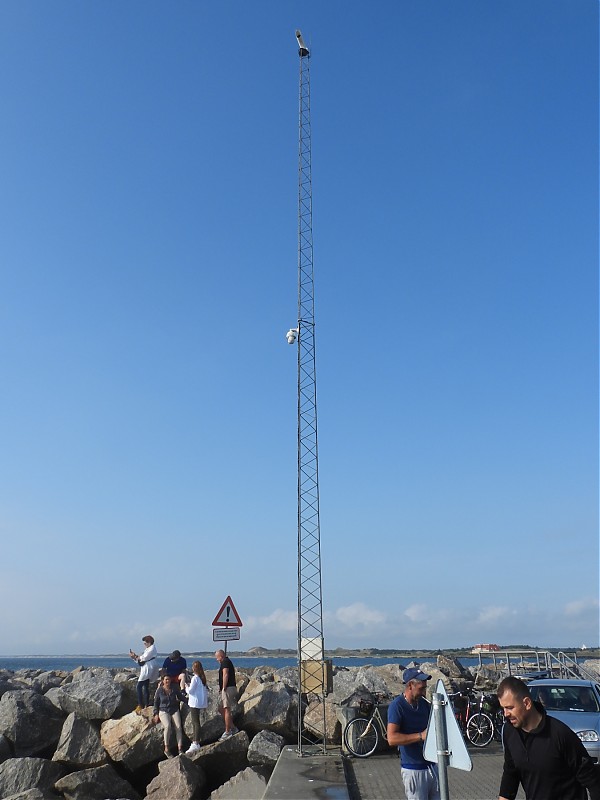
[530,685,599,713]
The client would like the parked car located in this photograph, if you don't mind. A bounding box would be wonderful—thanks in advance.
[528,679,600,763]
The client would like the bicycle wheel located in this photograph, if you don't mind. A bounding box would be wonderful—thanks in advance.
[466,712,494,747]
[344,717,379,757]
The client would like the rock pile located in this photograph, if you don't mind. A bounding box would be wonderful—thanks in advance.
[0,657,472,799]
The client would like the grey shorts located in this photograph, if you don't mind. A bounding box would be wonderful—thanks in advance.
[401,765,440,800]
[219,686,238,709]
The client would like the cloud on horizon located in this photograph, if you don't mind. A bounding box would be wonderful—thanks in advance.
[1,595,598,655]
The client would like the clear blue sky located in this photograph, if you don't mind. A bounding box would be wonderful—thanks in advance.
[0,1,597,655]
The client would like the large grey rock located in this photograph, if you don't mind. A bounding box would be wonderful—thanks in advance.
[112,672,140,717]
[330,668,375,707]
[473,666,506,690]
[101,710,164,770]
[3,677,34,693]
[31,672,68,694]
[209,766,267,800]
[48,670,122,720]
[304,696,341,745]
[4,790,59,800]
[54,763,141,800]
[274,667,298,688]
[0,733,12,762]
[353,666,395,697]
[437,655,469,679]
[43,687,63,710]
[238,680,296,739]
[371,664,405,698]
[0,690,65,756]
[52,712,107,767]
[247,729,284,767]
[582,659,600,680]
[145,753,207,799]
[422,667,458,698]
[0,679,14,700]
[0,757,65,797]
[188,730,250,787]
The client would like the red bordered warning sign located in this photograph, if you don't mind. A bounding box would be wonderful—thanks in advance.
[212,595,243,627]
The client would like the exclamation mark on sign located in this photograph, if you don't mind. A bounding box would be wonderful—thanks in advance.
[226,605,231,623]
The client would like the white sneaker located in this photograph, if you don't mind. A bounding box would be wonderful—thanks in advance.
[219,731,233,740]
[186,743,201,754]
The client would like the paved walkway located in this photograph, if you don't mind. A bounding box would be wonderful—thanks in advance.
[262,743,525,800]
[344,743,525,800]
[263,746,349,800]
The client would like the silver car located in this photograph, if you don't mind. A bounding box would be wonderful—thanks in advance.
[528,678,600,763]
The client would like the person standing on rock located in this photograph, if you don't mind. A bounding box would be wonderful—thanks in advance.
[215,649,238,740]
[129,634,159,711]
[152,674,187,758]
[386,667,440,800]
[184,660,209,754]
[497,676,600,800]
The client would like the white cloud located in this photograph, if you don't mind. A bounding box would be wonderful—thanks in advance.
[475,606,513,625]
[330,603,386,627]
[564,597,599,617]
[153,617,206,642]
[244,609,297,633]
[404,604,429,624]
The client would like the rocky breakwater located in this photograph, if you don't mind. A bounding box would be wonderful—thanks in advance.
[0,656,473,800]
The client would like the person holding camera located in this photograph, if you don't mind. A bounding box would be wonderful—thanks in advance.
[129,634,159,711]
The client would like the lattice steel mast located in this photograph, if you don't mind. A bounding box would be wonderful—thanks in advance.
[286,29,327,755]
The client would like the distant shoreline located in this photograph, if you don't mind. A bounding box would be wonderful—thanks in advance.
[2,646,598,659]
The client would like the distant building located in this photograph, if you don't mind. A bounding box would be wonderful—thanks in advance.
[471,643,500,653]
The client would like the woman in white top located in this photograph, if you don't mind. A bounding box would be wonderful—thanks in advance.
[129,634,158,710]
[185,660,208,754]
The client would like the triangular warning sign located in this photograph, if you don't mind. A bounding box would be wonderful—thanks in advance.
[212,595,243,627]
[423,679,472,771]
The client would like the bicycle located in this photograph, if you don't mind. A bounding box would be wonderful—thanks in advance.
[489,701,505,743]
[343,693,389,757]
[449,689,499,747]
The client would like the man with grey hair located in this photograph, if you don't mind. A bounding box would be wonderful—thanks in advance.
[387,667,440,800]
[215,649,238,740]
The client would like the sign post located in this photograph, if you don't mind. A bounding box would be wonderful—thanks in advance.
[432,692,450,800]
[423,679,472,800]
[212,596,243,654]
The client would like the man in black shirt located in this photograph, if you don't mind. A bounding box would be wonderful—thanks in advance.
[215,649,238,740]
[497,676,600,800]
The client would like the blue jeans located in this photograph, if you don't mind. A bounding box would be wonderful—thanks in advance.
[137,679,150,707]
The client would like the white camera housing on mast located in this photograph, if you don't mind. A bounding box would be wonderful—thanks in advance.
[286,327,299,345]
[295,30,309,58]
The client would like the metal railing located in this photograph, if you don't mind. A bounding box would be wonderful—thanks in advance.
[475,649,597,681]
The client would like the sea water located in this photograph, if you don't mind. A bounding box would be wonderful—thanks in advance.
[0,655,485,673]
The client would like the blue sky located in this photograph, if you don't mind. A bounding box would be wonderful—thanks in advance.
[0,1,597,655]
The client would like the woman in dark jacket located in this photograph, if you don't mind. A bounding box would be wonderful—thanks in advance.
[153,675,187,757]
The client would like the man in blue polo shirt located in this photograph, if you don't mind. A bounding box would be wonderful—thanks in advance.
[387,667,440,800]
